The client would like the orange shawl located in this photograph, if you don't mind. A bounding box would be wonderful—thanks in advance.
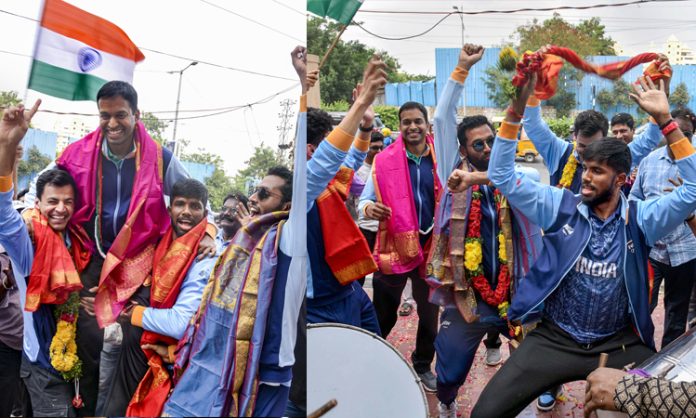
[125,219,207,417]
[317,166,377,284]
[24,208,91,311]
[512,46,672,99]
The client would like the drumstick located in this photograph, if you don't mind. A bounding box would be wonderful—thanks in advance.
[308,399,338,418]
[586,352,609,394]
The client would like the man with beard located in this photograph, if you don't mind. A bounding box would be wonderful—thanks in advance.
[519,51,669,411]
[359,94,441,390]
[468,73,696,417]
[160,46,308,417]
[216,191,248,251]
[427,44,543,418]
[99,179,215,416]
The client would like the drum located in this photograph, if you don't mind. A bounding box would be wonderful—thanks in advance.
[638,325,696,382]
[307,323,429,418]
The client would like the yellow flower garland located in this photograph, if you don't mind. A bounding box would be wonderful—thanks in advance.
[49,292,82,381]
[498,233,507,263]
[464,241,483,271]
[558,143,578,189]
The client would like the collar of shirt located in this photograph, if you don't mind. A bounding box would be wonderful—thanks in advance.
[406,144,431,165]
[102,139,137,165]
[657,145,675,164]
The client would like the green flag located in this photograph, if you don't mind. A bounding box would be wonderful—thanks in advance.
[308,0,364,25]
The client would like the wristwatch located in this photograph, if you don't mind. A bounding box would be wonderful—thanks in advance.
[359,124,374,133]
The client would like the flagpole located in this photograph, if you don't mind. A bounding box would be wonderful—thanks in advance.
[25,0,46,103]
[317,24,348,72]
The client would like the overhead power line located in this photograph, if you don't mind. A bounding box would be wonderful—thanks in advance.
[198,0,304,42]
[356,0,688,15]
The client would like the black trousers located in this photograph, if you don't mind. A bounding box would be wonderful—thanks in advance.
[649,258,696,348]
[471,321,654,418]
[372,268,439,374]
[357,228,377,287]
[0,341,24,417]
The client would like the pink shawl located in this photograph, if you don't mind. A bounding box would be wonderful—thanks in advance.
[57,121,169,327]
[372,133,442,274]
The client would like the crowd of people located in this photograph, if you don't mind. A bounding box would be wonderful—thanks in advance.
[2,38,696,418]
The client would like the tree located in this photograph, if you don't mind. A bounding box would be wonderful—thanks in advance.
[595,79,634,113]
[308,17,425,104]
[140,111,169,146]
[671,82,691,108]
[374,105,399,131]
[0,91,21,110]
[18,146,52,178]
[205,167,234,210]
[517,13,615,58]
[232,144,286,193]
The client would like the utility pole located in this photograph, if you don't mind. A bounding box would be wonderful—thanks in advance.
[169,61,198,158]
[277,98,296,163]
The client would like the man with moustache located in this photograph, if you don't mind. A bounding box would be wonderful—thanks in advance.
[216,191,248,251]
[469,73,696,417]
[427,44,542,418]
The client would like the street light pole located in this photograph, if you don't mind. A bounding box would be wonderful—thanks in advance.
[171,61,198,158]
[452,5,465,47]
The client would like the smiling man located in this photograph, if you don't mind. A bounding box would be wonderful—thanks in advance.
[469,74,696,418]
[359,99,442,392]
[24,81,217,415]
[0,101,97,416]
[100,178,215,416]
[216,191,248,251]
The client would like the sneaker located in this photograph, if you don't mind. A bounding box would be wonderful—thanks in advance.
[438,400,458,418]
[536,389,558,411]
[485,347,502,366]
[418,370,437,393]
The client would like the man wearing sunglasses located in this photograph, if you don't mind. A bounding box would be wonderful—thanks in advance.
[426,44,543,418]
[629,106,696,354]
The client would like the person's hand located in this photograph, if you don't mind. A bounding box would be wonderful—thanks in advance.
[509,72,538,119]
[353,83,375,128]
[307,69,319,90]
[80,286,99,317]
[584,367,626,417]
[0,100,41,148]
[356,55,388,107]
[458,43,485,71]
[365,202,391,221]
[629,77,671,125]
[234,201,251,226]
[447,169,477,193]
[196,234,217,261]
[291,46,308,93]
[663,176,683,193]
[141,343,174,363]
[118,300,140,323]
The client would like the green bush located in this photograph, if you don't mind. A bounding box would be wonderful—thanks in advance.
[546,116,573,139]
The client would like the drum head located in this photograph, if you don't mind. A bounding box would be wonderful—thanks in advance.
[307,323,428,418]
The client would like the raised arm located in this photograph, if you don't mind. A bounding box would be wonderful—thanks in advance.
[489,74,565,230]
[627,120,661,169]
[629,77,696,245]
[307,56,387,203]
[522,97,571,175]
[433,44,484,182]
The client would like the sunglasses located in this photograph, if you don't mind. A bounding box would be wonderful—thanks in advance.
[370,145,384,151]
[471,137,495,152]
[254,186,283,201]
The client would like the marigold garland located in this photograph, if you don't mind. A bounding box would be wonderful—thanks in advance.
[50,292,82,382]
[465,185,511,312]
[558,143,578,189]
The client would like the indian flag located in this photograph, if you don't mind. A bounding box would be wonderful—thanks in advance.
[28,0,144,101]
[308,0,364,25]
